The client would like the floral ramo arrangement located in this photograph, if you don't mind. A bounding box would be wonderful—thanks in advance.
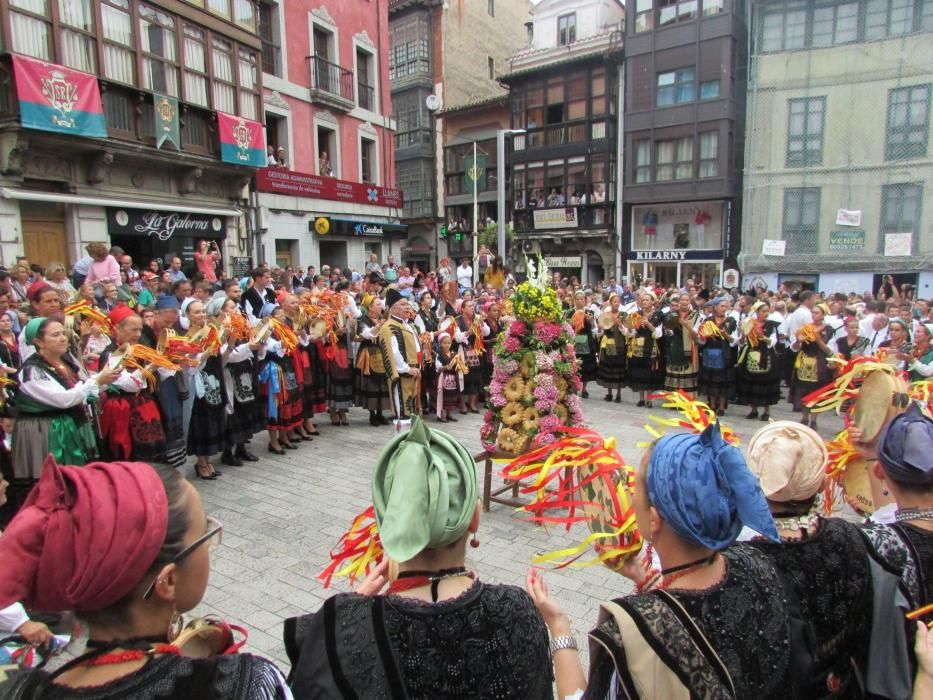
[481,257,584,455]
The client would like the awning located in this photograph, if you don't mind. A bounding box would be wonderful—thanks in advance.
[0,187,241,217]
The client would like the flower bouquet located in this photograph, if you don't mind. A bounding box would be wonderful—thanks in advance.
[481,257,584,455]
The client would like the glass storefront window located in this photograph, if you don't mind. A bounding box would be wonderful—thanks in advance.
[631,201,723,251]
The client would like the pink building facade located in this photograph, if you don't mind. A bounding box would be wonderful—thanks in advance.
[256,1,402,272]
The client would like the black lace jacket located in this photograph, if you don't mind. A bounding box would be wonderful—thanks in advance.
[284,581,553,699]
[1,653,288,700]
[749,517,873,697]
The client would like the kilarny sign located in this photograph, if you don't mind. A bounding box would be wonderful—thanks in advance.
[110,209,223,241]
[634,250,688,261]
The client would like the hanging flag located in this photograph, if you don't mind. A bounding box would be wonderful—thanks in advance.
[464,154,487,192]
[11,54,107,138]
[217,111,266,167]
[153,94,180,150]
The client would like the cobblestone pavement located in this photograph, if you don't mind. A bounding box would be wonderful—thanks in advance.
[189,391,846,671]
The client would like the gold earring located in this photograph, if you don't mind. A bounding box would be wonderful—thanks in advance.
[167,605,184,642]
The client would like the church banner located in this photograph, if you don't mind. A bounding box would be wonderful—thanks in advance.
[11,54,107,138]
[217,111,266,167]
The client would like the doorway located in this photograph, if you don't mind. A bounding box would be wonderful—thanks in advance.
[319,240,347,270]
[22,202,68,269]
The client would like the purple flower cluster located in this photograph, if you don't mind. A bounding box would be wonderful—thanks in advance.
[533,373,559,412]
[538,414,561,433]
[535,350,555,372]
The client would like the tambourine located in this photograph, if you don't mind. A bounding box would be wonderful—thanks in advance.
[850,370,910,443]
[577,463,641,572]
[251,317,275,345]
[309,318,327,340]
[597,311,617,330]
[741,316,757,336]
[106,343,131,371]
[839,456,895,516]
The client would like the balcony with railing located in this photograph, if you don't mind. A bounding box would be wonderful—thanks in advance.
[308,55,355,111]
[511,119,612,155]
[512,204,615,233]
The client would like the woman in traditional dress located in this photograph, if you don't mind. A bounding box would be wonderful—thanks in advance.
[789,303,834,430]
[98,305,166,462]
[257,305,302,454]
[880,318,913,372]
[280,294,316,443]
[597,293,627,403]
[697,297,737,414]
[218,299,264,467]
[568,291,598,399]
[624,291,663,407]
[454,299,488,413]
[355,298,391,426]
[325,283,356,426]
[0,311,21,398]
[856,405,933,667]
[298,291,328,430]
[285,418,552,697]
[434,333,464,422]
[414,291,438,414]
[12,318,119,505]
[526,424,791,699]
[744,422,885,697]
[736,300,781,421]
[0,460,290,698]
[185,300,224,480]
[663,296,701,398]
[908,322,933,381]
[482,300,504,390]
[832,317,870,360]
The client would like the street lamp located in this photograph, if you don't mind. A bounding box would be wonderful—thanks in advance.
[497,128,525,261]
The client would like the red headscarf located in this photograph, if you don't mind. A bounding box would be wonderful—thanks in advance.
[108,304,137,331]
[0,457,168,612]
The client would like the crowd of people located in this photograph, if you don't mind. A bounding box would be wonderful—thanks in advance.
[0,244,931,697]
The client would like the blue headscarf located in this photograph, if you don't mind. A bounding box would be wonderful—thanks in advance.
[647,423,779,549]
[878,402,933,486]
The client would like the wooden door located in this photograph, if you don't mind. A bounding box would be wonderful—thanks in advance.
[23,219,68,268]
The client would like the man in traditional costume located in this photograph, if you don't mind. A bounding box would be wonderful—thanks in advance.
[378,288,421,431]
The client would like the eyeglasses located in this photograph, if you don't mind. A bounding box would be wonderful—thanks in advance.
[142,516,223,600]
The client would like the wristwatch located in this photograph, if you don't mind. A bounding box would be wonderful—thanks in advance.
[549,634,578,655]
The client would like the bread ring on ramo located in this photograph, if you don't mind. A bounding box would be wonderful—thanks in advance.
[497,427,522,453]
[522,407,540,433]
[501,401,525,427]
[520,353,536,378]
[504,376,526,402]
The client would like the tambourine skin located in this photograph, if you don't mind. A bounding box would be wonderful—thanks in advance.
[851,371,910,443]
[578,464,641,572]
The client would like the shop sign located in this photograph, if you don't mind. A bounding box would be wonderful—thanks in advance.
[762,239,786,256]
[835,209,862,227]
[884,232,912,257]
[11,55,107,137]
[108,208,224,241]
[309,217,407,239]
[631,201,723,251]
[533,207,578,230]
[544,256,582,267]
[627,249,719,262]
[829,230,865,251]
[256,167,403,208]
